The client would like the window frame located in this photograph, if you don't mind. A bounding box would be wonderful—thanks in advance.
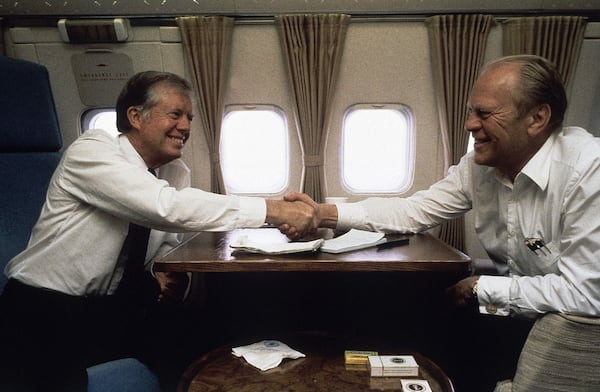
[220,104,290,196]
[340,103,416,195]
[81,108,119,136]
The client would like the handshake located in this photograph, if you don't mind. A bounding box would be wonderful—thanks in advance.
[265,192,338,240]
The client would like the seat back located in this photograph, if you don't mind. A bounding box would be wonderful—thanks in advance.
[0,56,63,291]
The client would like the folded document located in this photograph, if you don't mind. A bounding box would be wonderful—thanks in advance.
[230,236,324,255]
[320,229,386,253]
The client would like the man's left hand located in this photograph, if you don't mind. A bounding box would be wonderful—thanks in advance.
[155,271,189,304]
[446,275,479,307]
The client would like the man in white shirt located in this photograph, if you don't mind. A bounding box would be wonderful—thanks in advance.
[283,55,600,390]
[0,71,315,391]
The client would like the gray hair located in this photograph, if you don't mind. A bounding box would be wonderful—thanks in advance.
[481,54,567,132]
[116,71,192,132]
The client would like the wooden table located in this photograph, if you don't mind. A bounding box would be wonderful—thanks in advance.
[156,228,469,391]
[178,332,454,392]
[153,228,471,274]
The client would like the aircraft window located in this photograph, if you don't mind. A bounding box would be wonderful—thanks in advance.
[82,109,119,137]
[342,105,414,193]
[220,106,289,195]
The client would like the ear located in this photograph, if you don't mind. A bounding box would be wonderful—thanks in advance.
[527,104,551,137]
[126,106,144,130]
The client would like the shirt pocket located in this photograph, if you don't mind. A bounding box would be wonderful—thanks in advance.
[533,241,560,273]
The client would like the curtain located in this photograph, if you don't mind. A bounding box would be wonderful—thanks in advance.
[426,14,495,252]
[275,14,350,203]
[177,16,233,194]
[503,16,586,89]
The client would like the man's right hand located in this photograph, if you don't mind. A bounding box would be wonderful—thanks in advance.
[277,192,340,239]
[265,196,318,240]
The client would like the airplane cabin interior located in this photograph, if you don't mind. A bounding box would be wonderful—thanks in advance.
[1,1,600,391]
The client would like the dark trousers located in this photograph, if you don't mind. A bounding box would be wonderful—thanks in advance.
[0,277,192,392]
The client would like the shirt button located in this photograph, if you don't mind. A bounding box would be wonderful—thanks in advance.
[485,304,498,314]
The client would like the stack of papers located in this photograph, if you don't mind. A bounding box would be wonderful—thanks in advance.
[320,229,386,253]
[230,229,395,255]
[230,236,324,255]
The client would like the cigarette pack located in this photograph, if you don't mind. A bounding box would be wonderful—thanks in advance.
[368,355,419,377]
[344,350,378,365]
[368,355,384,377]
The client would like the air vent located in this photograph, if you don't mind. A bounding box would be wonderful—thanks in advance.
[58,18,129,44]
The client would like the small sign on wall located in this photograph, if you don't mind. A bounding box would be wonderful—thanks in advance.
[71,50,134,107]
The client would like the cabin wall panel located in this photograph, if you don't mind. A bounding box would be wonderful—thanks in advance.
[9,42,37,63]
[32,44,84,145]
[130,26,164,42]
[565,23,600,136]
[326,22,442,200]
[226,24,301,195]
[9,26,60,43]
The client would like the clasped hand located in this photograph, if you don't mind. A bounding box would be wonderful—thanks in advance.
[267,192,320,240]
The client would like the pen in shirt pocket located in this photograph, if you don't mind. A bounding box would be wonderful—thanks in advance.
[524,237,551,256]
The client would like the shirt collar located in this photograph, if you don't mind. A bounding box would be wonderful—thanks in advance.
[118,133,149,170]
[519,131,558,191]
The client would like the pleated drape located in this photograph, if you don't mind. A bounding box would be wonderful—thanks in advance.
[503,16,586,89]
[426,14,495,252]
[177,16,233,194]
[275,14,350,203]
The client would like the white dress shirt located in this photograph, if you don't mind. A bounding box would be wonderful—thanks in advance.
[336,127,600,319]
[5,129,266,296]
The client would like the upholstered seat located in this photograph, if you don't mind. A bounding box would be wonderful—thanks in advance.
[88,358,161,392]
[0,55,64,291]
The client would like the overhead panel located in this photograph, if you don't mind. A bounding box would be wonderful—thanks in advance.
[0,0,597,17]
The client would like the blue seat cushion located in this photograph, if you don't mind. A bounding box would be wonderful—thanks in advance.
[88,358,161,392]
[0,152,62,290]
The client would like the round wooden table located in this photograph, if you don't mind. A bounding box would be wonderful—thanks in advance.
[178,334,454,392]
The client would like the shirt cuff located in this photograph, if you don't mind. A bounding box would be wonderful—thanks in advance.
[477,275,511,317]
[335,202,367,231]
[237,196,268,227]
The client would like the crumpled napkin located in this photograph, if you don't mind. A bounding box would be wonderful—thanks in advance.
[232,340,305,371]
